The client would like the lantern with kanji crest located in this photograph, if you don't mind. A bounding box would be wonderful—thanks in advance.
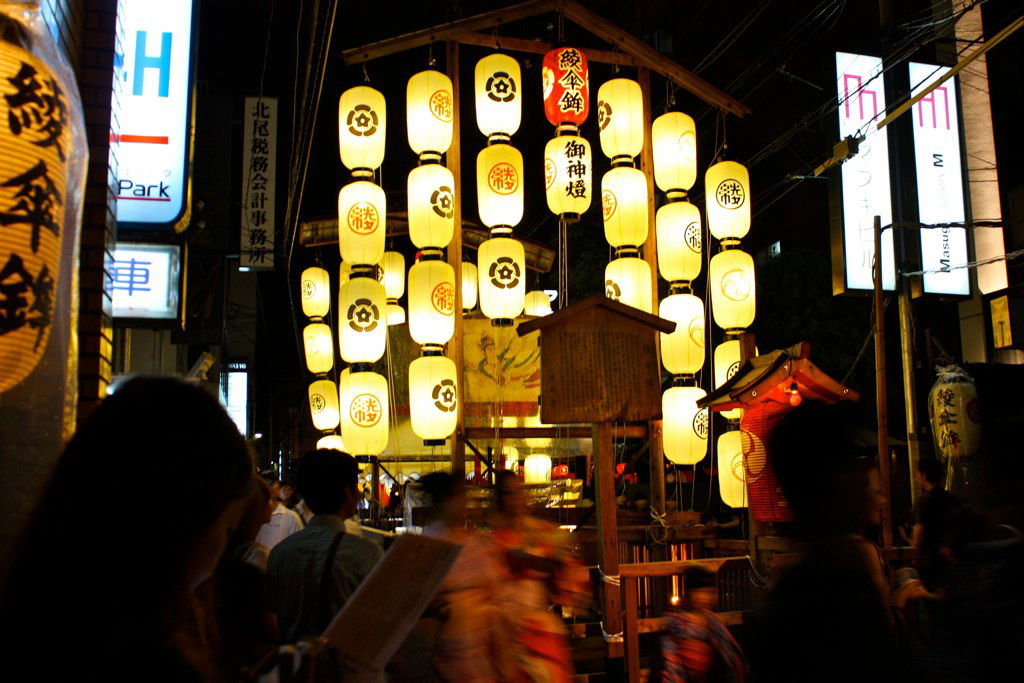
[652,112,697,198]
[604,255,652,313]
[300,266,331,320]
[407,70,453,161]
[340,370,389,455]
[409,353,458,444]
[597,78,643,162]
[705,160,750,241]
[478,236,525,325]
[663,385,708,465]
[339,86,386,176]
[656,200,702,284]
[407,163,455,249]
[475,53,521,139]
[544,134,592,220]
[601,166,647,248]
[408,256,455,347]
[338,181,385,266]
[338,272,386,363]
[308,379,341,431]
[542,47,589,128]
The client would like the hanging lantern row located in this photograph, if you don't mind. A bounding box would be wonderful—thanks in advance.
[299,265,343,441]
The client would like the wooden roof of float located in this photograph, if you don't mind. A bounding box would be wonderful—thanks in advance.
[517,294,675,336]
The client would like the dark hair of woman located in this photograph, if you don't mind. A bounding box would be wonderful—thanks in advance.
[0,377,253,680]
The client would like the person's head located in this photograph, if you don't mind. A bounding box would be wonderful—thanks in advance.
[495,469,525,516]
[420,471,466,527]
[296,449,360,518]
[263,476,282,504]
[770,402,883,536]
[917,457,945,491]
[682,566,718,610]
[229,475,273,552]
[1,377,252,663]
[279,483,296,504]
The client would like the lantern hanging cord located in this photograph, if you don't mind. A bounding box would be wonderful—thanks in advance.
[600,622,624,643]
[361,64,370,83]
[598,568,621,586]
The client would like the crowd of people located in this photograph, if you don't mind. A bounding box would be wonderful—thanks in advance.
[1,377,1020,682]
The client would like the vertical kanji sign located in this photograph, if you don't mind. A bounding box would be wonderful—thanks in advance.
[241,96,277,270]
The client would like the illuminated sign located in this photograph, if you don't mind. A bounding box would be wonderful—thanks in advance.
[112,1,196,230]
[110,243,181,319]
[909,62,969,296]
[834,52,895,292]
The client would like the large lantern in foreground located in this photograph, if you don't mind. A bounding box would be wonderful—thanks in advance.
[601,166,648,247]
[663,385,709,465]
[408,257,456,346]
[477,143,524,228]
[338,274,386,363]
[300,266,331,320]
[718,430,748,508]
[597,78,643,162]
[302,323,334,375]
[524,454,553,484]
[308,379,341,431]
[478,237,525,324]
[340,370,389,455]
[407,70,453,160]
[339,85,386,175]
[705,160,751,241]
[542,47,589,128]
[475,53,521,139]
[652,112,696,197]
[660,293,705,376]
[545,134,592,220]
[338,181,385,265]
[461,262,478,311]
[656,201,702,284]
[408,163,455,248]
[710,247,756,331]
[605,256,652,313]
[409,354,458,444]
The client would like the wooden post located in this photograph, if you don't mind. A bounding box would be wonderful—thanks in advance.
[593,421,623,656]
[638,67,665,517]
[446,40,466,483]
[873,216,894,549]
[622,578,640,681]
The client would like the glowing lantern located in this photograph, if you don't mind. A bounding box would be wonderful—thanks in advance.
[339,262,353,287]
[408,258,456,346]
[338,181,385,265]
[476,143,524,228]
[714,340,747,421]
[308,379,340,431]
[718,430,748,508]
[340,370,389,455]
[317,434,347,451]
[407,70,453,159]
[524,454,553,484]
[660,294,705,375]
[386,303,406,326]
[605,256,652,313]
[928,366,981,460]
[601,166,648,247]
[338,86,386,175]
[662,386,709,465]
[710,248,755,330]
[409,354,458,443]
[408,162,455,249]
[381,251,405,301]
[300,267,331,320]
[542,47,589,128]
[478,237,525,324]
[302,323,334,375]
[524,290,553,317]
[705,160,750,241]
[461,262,478,311]
[338,275,387,363]
[597,78,643,161]
[475,53,521,138]
[544,135,592,220]
[652,112,696,196]
[656,201,702,284]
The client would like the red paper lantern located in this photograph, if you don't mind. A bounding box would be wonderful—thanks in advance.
[542,47,589,128]
[740,400,795,523]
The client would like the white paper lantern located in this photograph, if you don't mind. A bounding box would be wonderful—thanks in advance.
[524,454,552,484]
[386,302,406,326]
[652,112,696,196]
[478,237,525,323]
[714,340,746,421]
[408,259,456,346]
[308,379,341,431]
[340,370,390,455]
[597,78,644,161]
[339,86,386,174]
[663,386,709,465]
[407,70,453,158]
[605,256,652,313]
[524,290,553,316]
[476,143,524,228]
[461,262,478,311]
[317,434,347,451]
[300,266,331,319]
[710,248,756,330]
[718,430,748,508]
[475,53,521,138]
[409,354,458,442]
[656,200,702,284]
[338,180,385,265]
[381,251,405,300]
[338,275,387,363]
[545,134,592,220]
[601,166,648,248]
[659,293,705,375]
[407,163,455,249]
[705,160,750,241]
[302,322,334,375]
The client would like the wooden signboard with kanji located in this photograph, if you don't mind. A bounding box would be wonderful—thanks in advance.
[518,295,674,424]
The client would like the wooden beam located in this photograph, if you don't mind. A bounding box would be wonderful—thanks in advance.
[464,425,648,440]
[457,31,643,67]
[618,556,748,579]
[593,422,622,652]
[446,41,467,484]
[561,1,750,117]
[342,0,559,64]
